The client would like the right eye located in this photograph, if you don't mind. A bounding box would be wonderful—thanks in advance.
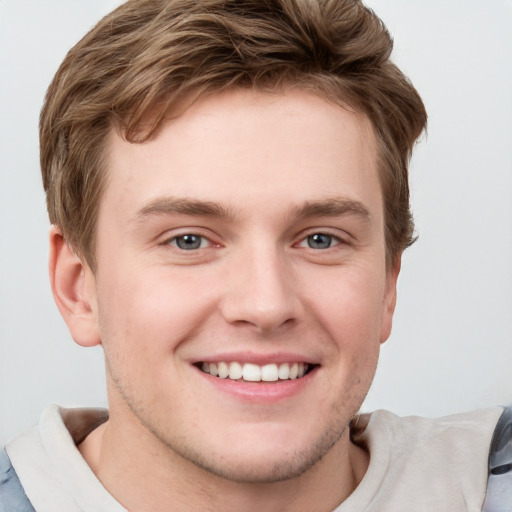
[168,234,211,250]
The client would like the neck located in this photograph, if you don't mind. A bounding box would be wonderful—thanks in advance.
[79,413,368,512]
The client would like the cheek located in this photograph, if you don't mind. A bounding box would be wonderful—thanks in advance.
[305,265,387,344]
[96,264,218,357]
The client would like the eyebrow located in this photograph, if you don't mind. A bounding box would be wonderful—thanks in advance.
[135,197,235,221]
[134,196,371,223]
[294,198,371,222]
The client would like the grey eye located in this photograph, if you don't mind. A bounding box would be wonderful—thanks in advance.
[174,234,204,250]
[307,233,333,249]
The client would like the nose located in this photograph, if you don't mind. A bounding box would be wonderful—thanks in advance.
[219,247,303,334]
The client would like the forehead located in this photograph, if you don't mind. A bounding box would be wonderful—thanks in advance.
[101,89,381,221]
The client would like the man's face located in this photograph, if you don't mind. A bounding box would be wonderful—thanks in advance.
[87,89,398,482]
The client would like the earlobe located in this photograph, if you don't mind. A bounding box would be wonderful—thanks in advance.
[379,255,401,344]
[49,226,101,347]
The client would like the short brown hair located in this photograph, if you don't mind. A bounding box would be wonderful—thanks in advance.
[40,0,427,269]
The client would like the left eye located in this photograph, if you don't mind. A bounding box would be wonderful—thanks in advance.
[169,234,209,250]
[300,233,340,249]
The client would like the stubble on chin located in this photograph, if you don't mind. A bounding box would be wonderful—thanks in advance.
[110,380,361,485]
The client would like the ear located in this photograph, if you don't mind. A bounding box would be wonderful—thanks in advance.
[379,254,401,344]
[49,226,101,347]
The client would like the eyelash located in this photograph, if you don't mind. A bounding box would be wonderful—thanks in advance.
[165,233,214,251]
[163,231,346,252]
[297,232,343,250]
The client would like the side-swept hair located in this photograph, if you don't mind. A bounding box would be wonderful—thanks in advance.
[40,0,427,269]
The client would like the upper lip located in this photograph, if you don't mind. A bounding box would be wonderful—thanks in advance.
[190,351,319,366]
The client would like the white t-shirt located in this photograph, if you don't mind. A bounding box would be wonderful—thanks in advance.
[336,408,502,511]
[5,404,503,511]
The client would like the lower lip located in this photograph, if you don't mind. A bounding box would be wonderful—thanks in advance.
[195,366,317,403]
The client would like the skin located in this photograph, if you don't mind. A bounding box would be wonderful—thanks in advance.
[50,89,400,512]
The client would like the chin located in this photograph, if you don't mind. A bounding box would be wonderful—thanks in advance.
[160,422,349,484]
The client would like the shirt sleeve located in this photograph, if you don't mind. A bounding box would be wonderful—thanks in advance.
[0,447,36,512]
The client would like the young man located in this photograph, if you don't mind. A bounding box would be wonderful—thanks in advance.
[1,0,511,511]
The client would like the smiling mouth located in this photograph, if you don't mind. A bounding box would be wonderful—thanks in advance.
[197,361,315,382]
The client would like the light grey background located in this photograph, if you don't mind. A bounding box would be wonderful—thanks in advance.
[1,0,511,446]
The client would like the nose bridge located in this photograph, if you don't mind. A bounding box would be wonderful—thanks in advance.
[220,238,301,332]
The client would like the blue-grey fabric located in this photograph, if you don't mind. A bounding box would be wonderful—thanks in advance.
[483,406,512,512]
[0,448,36,512]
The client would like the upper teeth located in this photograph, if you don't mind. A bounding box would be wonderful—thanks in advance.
[200,362,308,382]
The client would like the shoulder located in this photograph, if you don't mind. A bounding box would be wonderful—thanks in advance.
[4,405,124,512]
[348,407,505,511]
[353,407,504,450]
[0,448,36,512]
